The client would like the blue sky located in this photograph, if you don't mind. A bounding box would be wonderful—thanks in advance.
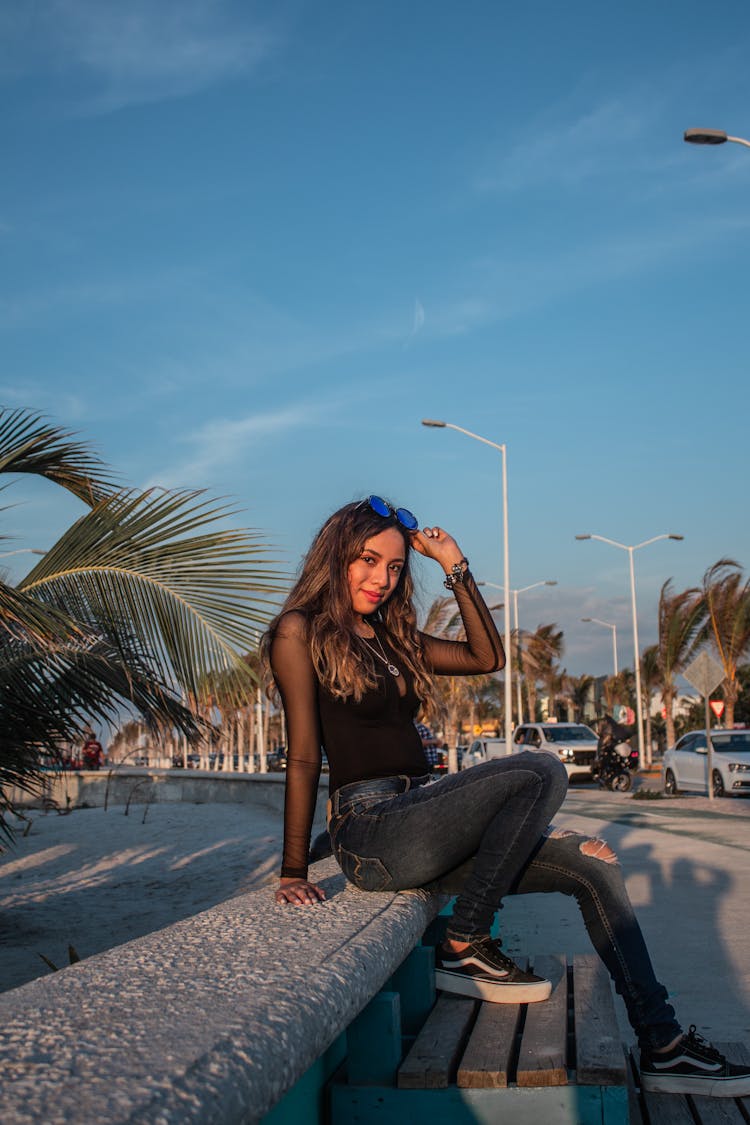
[2,0,750,676]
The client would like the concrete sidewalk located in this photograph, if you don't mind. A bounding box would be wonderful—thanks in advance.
[501,785,750,1046]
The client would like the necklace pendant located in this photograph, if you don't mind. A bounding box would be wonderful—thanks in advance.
[386,662,400,677]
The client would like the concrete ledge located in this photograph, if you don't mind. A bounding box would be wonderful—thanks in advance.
[10,768,328,819]
[0,857,443,1124]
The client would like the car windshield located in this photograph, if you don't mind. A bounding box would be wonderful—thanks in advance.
[711,732,750,752]
[542,725,597,743]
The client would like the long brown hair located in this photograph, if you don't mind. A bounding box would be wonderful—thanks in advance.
[263,500,433,702]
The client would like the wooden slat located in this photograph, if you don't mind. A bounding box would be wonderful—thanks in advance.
[456,998,522,1088]
[640,1091,695,1124]
[691,1041,748,1124]
[397,994,476,1089]
[574,954,628,1085]
[631,1041,750,1125]
[516,953,568,1087]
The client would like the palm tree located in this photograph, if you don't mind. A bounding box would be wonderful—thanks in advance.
[420,595,498,768]
[521,624,563,723]
[0,408,285,839]
[602,668,635,714]
[567,674,594,723]
[542,667,567,721]
[657,579,704,748]
[640,644,660,766]
[702,559,750,729]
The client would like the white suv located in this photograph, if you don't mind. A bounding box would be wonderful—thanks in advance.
[512,722,598,780]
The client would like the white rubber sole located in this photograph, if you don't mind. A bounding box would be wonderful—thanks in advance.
[640,1072,750,1098]
[435,969,552,1004]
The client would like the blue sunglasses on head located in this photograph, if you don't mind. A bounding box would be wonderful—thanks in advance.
[364,495,419,532]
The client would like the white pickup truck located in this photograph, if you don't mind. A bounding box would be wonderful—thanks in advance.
[460,737,507,769]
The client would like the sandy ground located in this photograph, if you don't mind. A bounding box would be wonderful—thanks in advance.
[0,802,284,994]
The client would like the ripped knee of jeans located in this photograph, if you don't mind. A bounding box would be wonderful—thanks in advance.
[545,825,577,840]
[579,836,618,864]
[544,826,618,864]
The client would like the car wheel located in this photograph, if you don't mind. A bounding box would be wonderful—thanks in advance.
[611,771,632,793]
[664,769,678,795]
[711,769,726,798]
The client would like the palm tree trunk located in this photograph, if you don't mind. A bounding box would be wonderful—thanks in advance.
[663,685,676,749]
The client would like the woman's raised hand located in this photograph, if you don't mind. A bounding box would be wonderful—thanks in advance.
[410,525,465,574]
[275,877,326,906]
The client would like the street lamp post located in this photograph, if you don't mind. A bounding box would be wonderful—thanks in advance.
[480,580,557,724]
[684,128,750,150]
[576,534,683,769]
[581,617,619,676]
[422,419,512,754]
[0,549,46,559]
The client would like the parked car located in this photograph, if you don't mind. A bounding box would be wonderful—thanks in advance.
[662,729,750,797]
[460,737,506,769]
[266,747,287,771]
[511,722,599,781]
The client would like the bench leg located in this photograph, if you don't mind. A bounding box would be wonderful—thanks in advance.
[347,991,402,1086]
[387,945,436,1035]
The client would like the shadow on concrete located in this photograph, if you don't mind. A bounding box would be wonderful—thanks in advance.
[500,815,750,1044]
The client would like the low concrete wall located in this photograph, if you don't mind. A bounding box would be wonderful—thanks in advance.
[0,857,442,1124]
[10,768,328,820]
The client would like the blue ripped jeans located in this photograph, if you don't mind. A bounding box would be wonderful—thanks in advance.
[328,753,680,1050]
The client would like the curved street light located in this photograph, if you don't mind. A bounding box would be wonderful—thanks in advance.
[581,616,618,677]
[422,419,512,755]
[576,533,683,769]
[0,548,46,559]
[684,127,750,150]
[480,580,557,723]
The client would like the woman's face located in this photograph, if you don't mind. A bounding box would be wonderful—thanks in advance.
[347,526,407,617]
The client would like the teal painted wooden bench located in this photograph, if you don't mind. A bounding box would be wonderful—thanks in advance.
[327,940,629,1125]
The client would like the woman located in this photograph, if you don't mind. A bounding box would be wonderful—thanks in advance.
[265,496,750,1097]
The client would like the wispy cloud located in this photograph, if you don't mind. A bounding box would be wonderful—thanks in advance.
[477,95,673,195]
[427,211,750,337]
[403,297,425,347]
[149,400,336,489]
[1,1,280,113]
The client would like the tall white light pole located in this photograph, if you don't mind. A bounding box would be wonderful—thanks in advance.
[480,580,557,724]
[0,549,46,559]
[422,420,512,753]
[576,533,683,769]
[581,617,619,676]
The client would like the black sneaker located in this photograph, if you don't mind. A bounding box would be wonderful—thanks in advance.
[434,936,552,1003]
[640,1025,750,1097]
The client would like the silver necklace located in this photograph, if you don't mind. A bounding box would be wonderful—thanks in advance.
[359,630,400,677]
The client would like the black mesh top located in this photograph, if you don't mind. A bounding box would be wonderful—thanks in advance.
[269,572,504,879]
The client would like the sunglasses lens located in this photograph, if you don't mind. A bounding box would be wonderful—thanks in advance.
[367,495,391,518]
[395,507,419,531]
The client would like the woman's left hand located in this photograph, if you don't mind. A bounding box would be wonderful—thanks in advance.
[410,526,465,573]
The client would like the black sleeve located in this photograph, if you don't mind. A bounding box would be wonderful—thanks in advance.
[420,572,505,675]
[269,612,322,880]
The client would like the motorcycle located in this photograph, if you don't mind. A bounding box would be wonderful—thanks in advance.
[592,715,637,792]
[591,750,633,791]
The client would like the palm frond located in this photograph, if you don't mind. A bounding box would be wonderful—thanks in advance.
[703,559,750,672]
[19,488,288,708]
[0,407,115,504]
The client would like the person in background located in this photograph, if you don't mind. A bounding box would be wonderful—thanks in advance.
[81,731,104,770]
